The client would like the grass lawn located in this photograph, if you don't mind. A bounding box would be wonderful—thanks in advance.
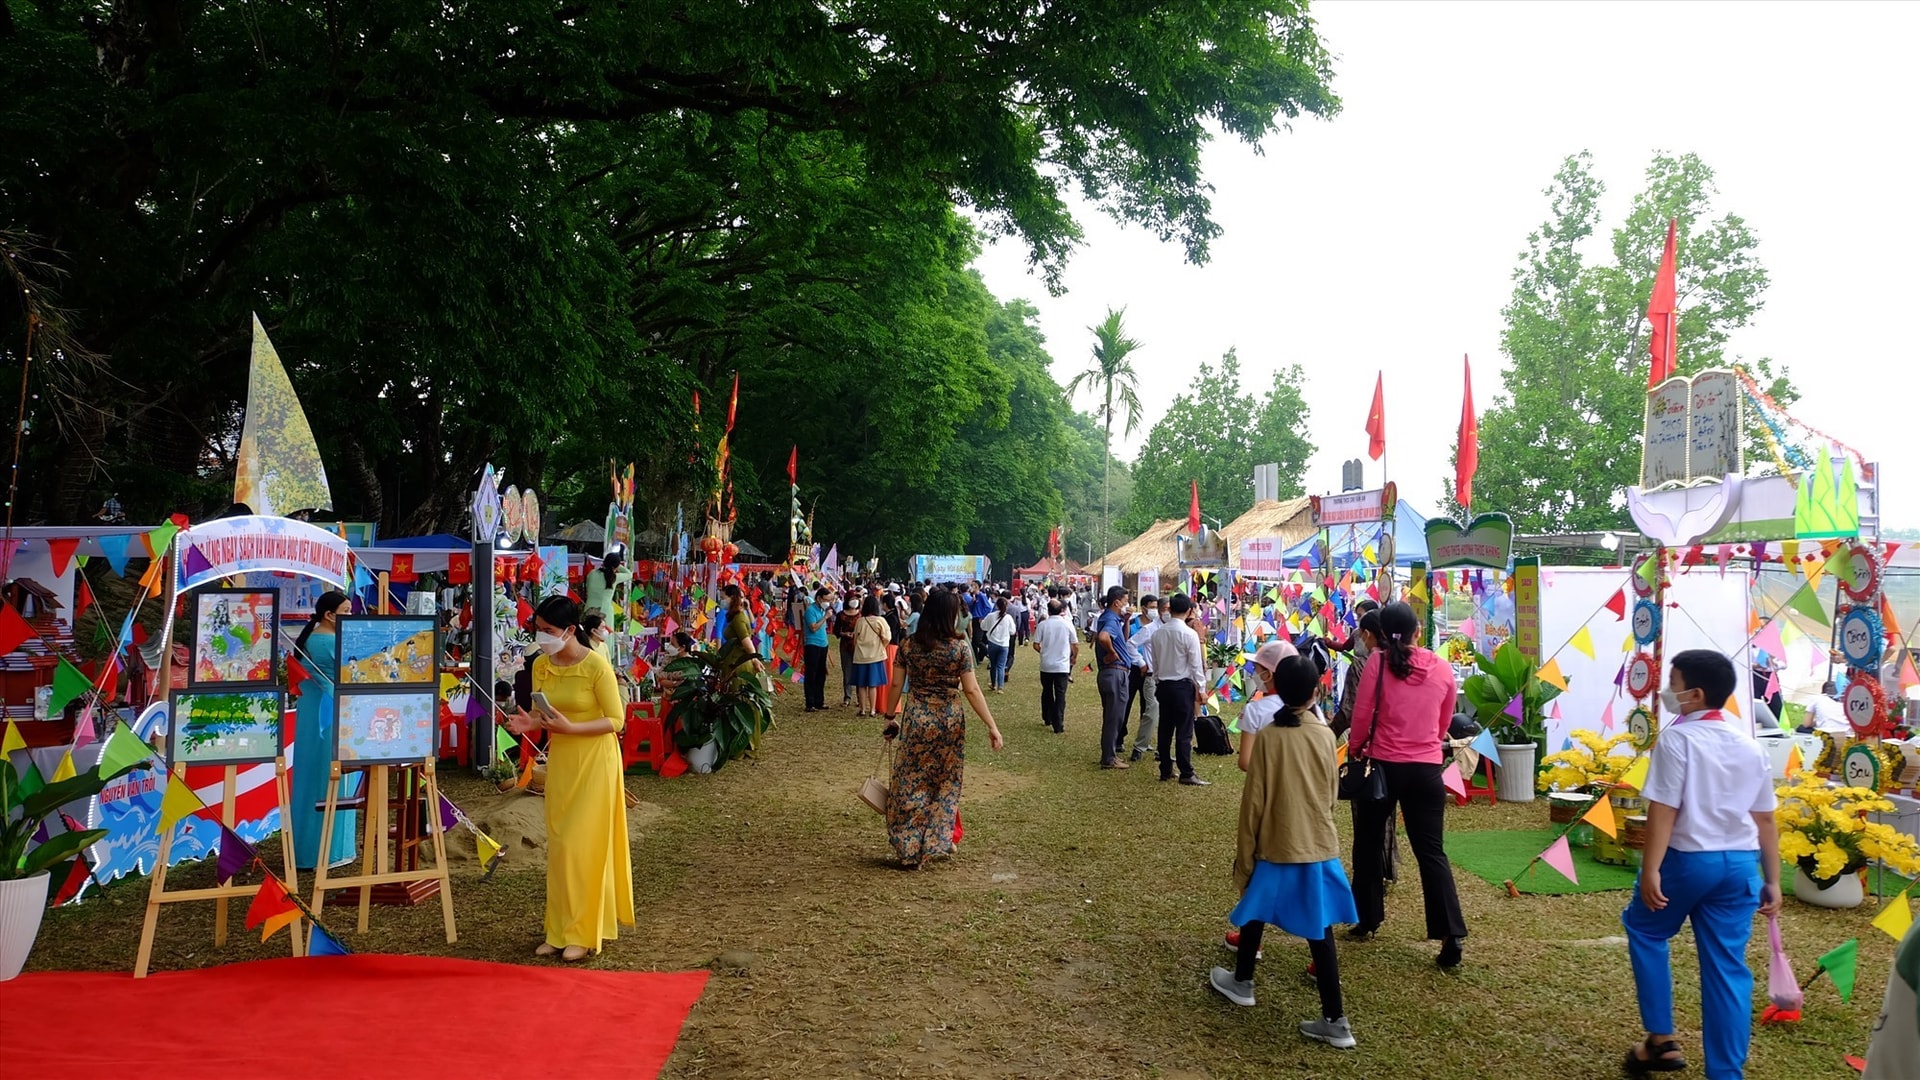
[29,660,1900,1078]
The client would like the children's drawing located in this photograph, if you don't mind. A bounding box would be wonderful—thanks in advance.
[335,690,437,763]
[337,616,438,686]
[191,589,279,686]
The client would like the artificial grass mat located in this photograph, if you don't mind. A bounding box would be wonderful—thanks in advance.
[1447,828,1637,895]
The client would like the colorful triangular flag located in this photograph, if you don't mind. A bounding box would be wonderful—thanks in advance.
[1582,795,1617,838]
[98,721,152,776]
[1568,627,1595,660]
[1469,728,1502,761]
[218,825,254,882]
[309,924,352,956]
[158,773,203,832]
[1817,938,1859,1002]
[1440,761,1466,798]
[1536,658,1569,691]
[49,751,76,783]
[1871,890,1914,942]
[0,720,24,757]
[1605,589,1628,621]
[1539,835,1578,884]
[1620,754,1651,790]
[244,876,301,942]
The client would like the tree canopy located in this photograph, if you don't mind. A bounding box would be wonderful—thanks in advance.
[1467,152,1798,533]
[2,1,1338,569]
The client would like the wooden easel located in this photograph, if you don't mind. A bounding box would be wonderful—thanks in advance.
[307,758,457,944]
[134,759,302,978]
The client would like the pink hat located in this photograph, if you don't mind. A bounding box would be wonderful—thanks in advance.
[1253,639,1297,671]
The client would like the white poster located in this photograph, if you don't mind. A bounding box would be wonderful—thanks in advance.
[1102,565,1123,592]
[1137,568,1160,597]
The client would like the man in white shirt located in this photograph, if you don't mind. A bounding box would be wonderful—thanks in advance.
[1032,600,1079,734]
[1126,595,1163,763]
[1797,681,1848,737]
[1147,593,1210,785]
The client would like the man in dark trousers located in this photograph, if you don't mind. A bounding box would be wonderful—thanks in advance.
[1094,586,1143,769]
[1147,593,1210,786]
[802,586,833,712]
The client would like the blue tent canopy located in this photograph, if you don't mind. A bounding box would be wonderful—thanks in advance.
[1277,502,1431,570]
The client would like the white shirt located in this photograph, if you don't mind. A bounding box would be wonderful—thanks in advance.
[1033,616,1077,673]
[1239,696,1283,739]
[1129,618,1161,674]
[1640,710,1778,853]
[983,611,1014,647]
[1808,694,1848,736]
[1149,618,1206,685]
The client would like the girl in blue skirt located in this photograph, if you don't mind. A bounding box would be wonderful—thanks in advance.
[1210,654,1358,1049]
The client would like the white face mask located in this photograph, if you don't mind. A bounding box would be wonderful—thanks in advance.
[535,631,568,656]
[1659,688,1689,715]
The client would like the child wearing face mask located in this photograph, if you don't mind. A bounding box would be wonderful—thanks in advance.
[1620,650,1782,1079]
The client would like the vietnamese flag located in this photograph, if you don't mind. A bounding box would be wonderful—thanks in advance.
[1646,218,1679,388]
[786,445,798,486]
[1188,480,1202,536]
[1365,373,1386,461]
[1456,354,1479,508]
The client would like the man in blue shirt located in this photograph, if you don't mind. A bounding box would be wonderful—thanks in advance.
[1094,586,1143,768]
[802,587,833,712]
[968,582,994,664]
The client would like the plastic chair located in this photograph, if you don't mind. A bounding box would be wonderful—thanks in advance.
[622,700,669,774]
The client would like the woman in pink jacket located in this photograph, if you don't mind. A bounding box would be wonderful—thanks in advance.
[1346,602,1469,968]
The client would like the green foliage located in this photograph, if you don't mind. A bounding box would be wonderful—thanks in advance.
[2,2,1338,555]
[1469,152,1799,533]
[1124,349,1314,532]
[2,758,141,882]
[1460,641,1562,745]
[1054,411,1135,564]
[1064,308,1146,560]
[663,649,774,770]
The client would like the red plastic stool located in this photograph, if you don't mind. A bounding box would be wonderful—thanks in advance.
[438,703,470,766]
[622,701,669,774]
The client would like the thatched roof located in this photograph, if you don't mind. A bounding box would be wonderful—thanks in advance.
[1098,497,1316,582]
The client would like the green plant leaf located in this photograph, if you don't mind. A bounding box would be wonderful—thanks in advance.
[18,828,105,881]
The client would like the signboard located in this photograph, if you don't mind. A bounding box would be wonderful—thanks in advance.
[1311,483,1397,528]
[1639,369,1744,490]
[1176,526,1227,568]
[1640,378,1691,489]
[1238,536,1290,576]
[168,689,286,767]
[1511,562,1542,666]
[1101,565,1122,592]
[175,515,350,592]
[1137,568,1160,597]
[910,555,988,584]
[1424,513,1513,571]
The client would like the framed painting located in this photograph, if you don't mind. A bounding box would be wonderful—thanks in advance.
[335,689,438,764]
[336,615,439,687]
[189,588,281,688]
[168,689,286,767]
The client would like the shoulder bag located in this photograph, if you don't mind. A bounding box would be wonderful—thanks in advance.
[858,738,894,815]
[1337,655,1391,802]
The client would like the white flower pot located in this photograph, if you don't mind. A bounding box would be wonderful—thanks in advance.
[0,872,51,981]
[1793,865,1866,909]
[1495,743,1538,803]
[685,739,720,775]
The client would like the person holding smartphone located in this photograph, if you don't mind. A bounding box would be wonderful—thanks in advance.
[505,596,634,962]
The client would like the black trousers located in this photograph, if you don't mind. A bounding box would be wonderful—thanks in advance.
[803,644,829,709]
[1349,760,1469,940]
[839,641,855,700]
[1235,921,1343,1020]
[1040,671,1069,732]
[1155,678,1196,780]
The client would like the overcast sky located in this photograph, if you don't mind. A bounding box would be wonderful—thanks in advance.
[972,0,1920,532]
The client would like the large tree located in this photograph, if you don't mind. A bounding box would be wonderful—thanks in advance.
[1064,308,1144,559]
[2,1,1339,553]
[1123,349,1314,532]
[1469,152,1798,533]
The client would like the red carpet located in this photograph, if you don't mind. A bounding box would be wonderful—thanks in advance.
[0,953,708,1078]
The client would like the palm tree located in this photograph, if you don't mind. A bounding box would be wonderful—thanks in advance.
[1064,308,1143,561]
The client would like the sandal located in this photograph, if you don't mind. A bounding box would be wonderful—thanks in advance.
[561,945,592,963]
[534,942,558,957]
[1623,1037,1686,1075]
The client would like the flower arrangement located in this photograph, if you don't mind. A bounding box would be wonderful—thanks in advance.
[1774,775,1920,886]
[1537,730,1636,793]
[1439,634,1475,666]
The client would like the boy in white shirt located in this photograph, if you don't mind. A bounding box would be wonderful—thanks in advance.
[1621,650,1782,1079]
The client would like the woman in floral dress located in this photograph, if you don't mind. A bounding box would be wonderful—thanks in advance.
[882,588,1004,868]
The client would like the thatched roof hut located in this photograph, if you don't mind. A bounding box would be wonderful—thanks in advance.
[1097,518,1188,583]
[1098,498,1317,587]
[1220,497,1317,566]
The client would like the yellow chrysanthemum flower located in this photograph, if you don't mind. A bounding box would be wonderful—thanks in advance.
[1813,839,1851,881]
[1778,830,1815,861]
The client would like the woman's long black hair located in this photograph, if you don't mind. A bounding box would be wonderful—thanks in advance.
[294,591,348,655]
[535,594,592,647]
[912,588,961,651]
[600,550,623,588]
[1378,601,1420,680]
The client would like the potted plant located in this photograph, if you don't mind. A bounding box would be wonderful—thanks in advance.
[1204,640,1239,695]
[2,753,142,980]
[1775,775,1920,908]
[662,647,774,774]
[1459,641,1561,803]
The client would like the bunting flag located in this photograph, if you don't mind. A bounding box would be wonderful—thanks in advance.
[309,924,352,957]
[494,724,515,760]
[1469,728,1502,762]
[1502,694,1525,721]
[1,720,24,757]
[1536,658,1569,691]
[1539,835,1579,884]
[47,658,92,715]
[73,577,94,624]
[1804,553,1827,594]
[218,825,253,882]
[1568,627,1595,660]
[439,794,460,832]
[476,830,504,869]
[98,534,132,576]
[1871,890,1914,942]
[1440,761,1467,798]
[98,721,153,776]
[158,773,204,832]
[1786,581,1828,625]
[49,855,92,908]
[0,604,32,656]
[49,751,76,783]
[14,758,45,799]
[71,706,97,749]
[516,740,537,789]
[1604,589,1628,621]
[244,876,302,942]
[146,521,180,560]
[1634,557,1661,593]
[1783,745,1803,779]
[1600,698,1617,732]
[48,537,79,577]
[1582,796,1618,838]
[1646,218,1678,387]
[1816,938,1859,1002]
[1620,754,1651,790]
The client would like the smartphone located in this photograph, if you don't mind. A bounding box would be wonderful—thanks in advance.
[528,692,563,721]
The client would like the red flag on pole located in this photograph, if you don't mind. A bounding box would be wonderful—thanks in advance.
[1047,527,1061,560]
[1456,355,1479,508]
[1365,373,1386,461]
[786,445,797,485]
[1647,218,1679,388]
[726,372,740,432]
[1188,481,1202,536]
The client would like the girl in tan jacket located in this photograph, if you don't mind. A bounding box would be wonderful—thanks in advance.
[1209,655,1358,1050]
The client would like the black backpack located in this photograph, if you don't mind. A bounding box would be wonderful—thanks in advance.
[1194,709,1234,755]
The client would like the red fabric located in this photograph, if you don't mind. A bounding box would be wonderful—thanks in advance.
[389,554,416,584]
[787,444,798,485]
[447,552,472,585]
[1647,217,1679,388]
[47,538,79,577]
[1365,372,1386,461]
[244,876,297,929]
[1456,354,1478,508]
[0,954,708,1079]
[1605,589,1628,621]
[1187,480,1201,536]
[0,603,32,656]
[725,372,740,431]
[74,578,94,623]
[49,855,90,907]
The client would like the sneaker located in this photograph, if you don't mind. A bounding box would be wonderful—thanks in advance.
[1222,929,1264,960]
[1299,1016,1356,1049]
[1208,966,1255,1007]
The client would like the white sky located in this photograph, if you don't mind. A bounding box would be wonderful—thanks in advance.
[972,0,1920,531]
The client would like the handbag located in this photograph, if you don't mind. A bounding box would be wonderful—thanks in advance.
[857,738,893,815]
[1338,657,1391,802]
[1765,914,1803,1011]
